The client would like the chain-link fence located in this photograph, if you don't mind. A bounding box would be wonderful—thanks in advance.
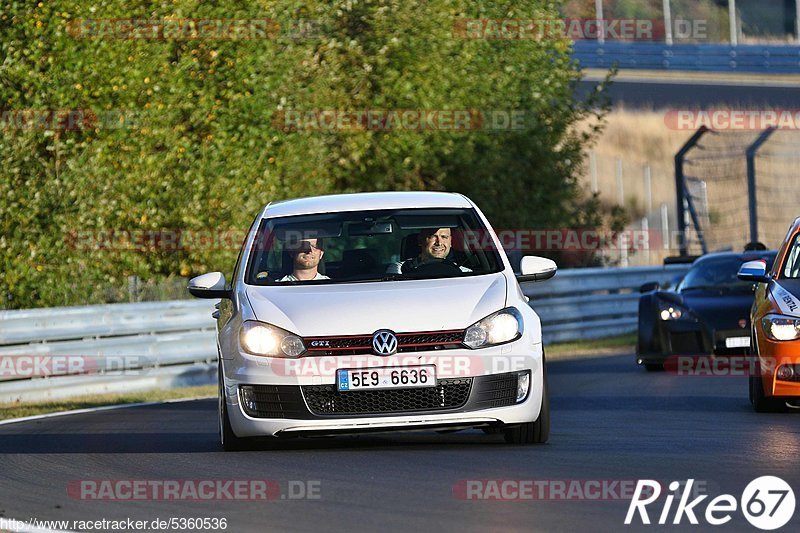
[677,127,800,255]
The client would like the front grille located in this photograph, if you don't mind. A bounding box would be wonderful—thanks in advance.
[302,378,473,415]
[239,385,309,418]
[304,330,464,356]
[669,331,705,355]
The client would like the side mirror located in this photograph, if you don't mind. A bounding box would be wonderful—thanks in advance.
[188,272,231,299]
[517,256,557,282]
[737,260,770,283]
[639,281,659,293]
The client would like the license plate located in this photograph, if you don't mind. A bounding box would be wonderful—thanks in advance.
[725,337,750,348]
[337,365,436,391]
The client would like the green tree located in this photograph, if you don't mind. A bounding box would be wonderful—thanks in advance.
[1,1,607,309]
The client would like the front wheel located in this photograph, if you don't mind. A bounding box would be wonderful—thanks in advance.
[504,358,549,444]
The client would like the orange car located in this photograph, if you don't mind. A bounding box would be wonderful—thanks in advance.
[738,219,800,412]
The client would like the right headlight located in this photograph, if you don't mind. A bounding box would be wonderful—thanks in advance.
[239,320,306,357]
[762,314,800,342]
[463,307,523,349]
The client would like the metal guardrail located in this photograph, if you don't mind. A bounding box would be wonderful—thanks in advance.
[0,300,218,402]
[572,42,800,73]
[0,265,691,402]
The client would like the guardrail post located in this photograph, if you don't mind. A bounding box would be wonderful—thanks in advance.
[745,127,776,244]
[674,126,709,256]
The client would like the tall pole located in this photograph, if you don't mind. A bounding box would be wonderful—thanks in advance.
[675,126,709,256]
[595,0,605,44]
[745,127,776,245]
[796,0,800,44]
[729,0,738,46]
[662,0,673,45]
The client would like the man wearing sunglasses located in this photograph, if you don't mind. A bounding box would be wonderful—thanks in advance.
[277,238,330,282]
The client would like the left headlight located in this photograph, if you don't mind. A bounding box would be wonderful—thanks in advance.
[464,307,523,349]
[762,314,800,342]
[658,300,690,321]
[239,320,306,357]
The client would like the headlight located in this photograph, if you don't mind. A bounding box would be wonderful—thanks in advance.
[239,321,306,357]
[762,315,800,342]
[658,300,689,321]
[464,308,523,349]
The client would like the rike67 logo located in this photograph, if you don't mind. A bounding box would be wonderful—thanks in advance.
[626,477,795,530]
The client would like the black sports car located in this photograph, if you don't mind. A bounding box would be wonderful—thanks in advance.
[636,250,777,371]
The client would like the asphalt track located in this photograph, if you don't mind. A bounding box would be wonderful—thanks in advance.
[1,353,799,532]
[577,79,800,108]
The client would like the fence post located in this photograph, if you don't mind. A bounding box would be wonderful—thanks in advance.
[595,0,605,44]
[674,126,709,256]
[662,0,673,45]
[745,127,776,245]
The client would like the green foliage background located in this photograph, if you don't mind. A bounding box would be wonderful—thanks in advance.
[1,1,606,309]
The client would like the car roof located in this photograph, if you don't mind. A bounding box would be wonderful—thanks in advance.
[693,250,777,265]
[261,191,473,218]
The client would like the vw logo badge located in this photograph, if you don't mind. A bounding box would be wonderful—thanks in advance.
[372,330,398,355]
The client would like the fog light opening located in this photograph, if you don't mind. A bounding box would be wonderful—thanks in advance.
[516,371,531,403]
[239,386,258,412]
[776,365,796,381]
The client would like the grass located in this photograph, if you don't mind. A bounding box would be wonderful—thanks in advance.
[0,384,215,421]
[546,333,636,357]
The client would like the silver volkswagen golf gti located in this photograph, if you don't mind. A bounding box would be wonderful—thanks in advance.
[189,192,556,450]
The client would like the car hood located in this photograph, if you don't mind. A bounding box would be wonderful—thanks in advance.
[679,291,753,328]
[244,273,508,336]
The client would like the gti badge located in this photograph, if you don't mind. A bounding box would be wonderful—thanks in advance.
[372,330,398,355]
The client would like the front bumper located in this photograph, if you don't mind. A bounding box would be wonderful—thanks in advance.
[754,337,800,398]
[639,321,751,363]
[221,342,544,438]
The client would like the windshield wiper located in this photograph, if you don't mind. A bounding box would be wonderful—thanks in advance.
[342,274,411,283]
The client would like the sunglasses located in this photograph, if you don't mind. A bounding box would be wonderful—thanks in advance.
[288,241,323,253]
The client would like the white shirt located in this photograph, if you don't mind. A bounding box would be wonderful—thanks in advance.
[277,272,330,282]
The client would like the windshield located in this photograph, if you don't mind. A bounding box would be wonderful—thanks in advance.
[245,208,504,284]
[782,233,800,278]
[679,254,776,292]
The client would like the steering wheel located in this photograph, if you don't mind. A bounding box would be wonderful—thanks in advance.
[403,260,462,276]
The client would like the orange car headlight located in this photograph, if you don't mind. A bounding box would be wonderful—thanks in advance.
[761,314,800,342]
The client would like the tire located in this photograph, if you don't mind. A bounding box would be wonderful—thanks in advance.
[750,357,786,413]
[218,361,249,451]
[504,356,549,445]
[644,363,663,372]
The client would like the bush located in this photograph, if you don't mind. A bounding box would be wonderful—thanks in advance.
[1,0,607,309]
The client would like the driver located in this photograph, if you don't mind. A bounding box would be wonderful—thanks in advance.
[387,228,471,274]
[277,238,330,281]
